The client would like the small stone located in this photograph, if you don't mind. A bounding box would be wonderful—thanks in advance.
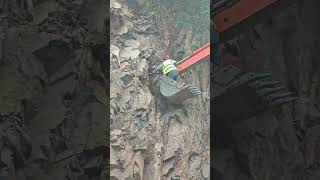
[120,47,140,60]
[201,160,210,179]
[120,73,134,87]
[111,129,122,141]
[124,39,140,49]
[162,158,175,176]
[133,144,147,151]
[110,45,120,59]
[113,2,122,9]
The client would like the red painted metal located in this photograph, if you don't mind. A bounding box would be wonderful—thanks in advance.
[176,43,210,72]
[175,0,282,72]
[213,0,278,32]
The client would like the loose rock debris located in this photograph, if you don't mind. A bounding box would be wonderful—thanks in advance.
[110,0,210,179]
[0,0,108,179]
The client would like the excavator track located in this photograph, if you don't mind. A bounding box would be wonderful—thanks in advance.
[159,75,201,104]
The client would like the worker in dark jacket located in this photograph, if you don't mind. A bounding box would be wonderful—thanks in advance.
[153,54,179,80]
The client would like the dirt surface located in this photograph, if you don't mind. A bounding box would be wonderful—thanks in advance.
[0,0,108,179]
[110,0,210,179]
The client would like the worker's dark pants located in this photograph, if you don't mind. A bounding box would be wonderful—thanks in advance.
[167,70,179,81]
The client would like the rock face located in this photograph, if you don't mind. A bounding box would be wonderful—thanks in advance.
[0,0,108,179]
[110,0,210,179]
[213,1,320,179]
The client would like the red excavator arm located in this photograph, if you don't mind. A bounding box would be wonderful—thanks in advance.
[176,43,210,72]
[212,0,293,40]
[213,0,278,32]
[174,0,294,71]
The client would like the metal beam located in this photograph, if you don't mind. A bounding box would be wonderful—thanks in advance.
[176,43,211,72]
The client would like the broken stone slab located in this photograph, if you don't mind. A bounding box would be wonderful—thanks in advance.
[111,129,122,142]
[133,110,148,129]
[112,22,129,36]
[133,144,147,151]
[31,0,58,25]
[48,60,75,84]
[130,86,152,111]
[111,0,122,9]
[162,157,175,176]
[83,155,104,177]
[155,143,163,152]
[133,151,144,180]
[53,150,78,163]
[80,0,105,33]
[201,159,210,179]
[0,67,29,115]
[110,168,127,180]
[120,73,134,87]
[76,103,108,150]
[1,147,13,168]
[111,57,121,70]
[136,58,147,76]
[163,121,185,160]
[70,0,84,6]
[110,45,120,59]
[172,174,181,180]
[28,75,76,131]
[124,39,140,49]
[110,139,125,150]
[5,27,63,56]
[119,47,140,60]
[188,153,202,175]
[33,40,75,76]
[110,147,118,168]
[212,149,234,173]
[87,80,107,106]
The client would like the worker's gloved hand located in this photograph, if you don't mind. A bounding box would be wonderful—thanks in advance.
[152,69,159,74]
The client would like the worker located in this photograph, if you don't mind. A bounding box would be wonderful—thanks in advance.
[153,54,179,81]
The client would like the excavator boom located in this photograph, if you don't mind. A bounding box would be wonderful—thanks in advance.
[212,0,294,41]
[159,44,210,103]
[160,0,296,110]
[176,43,210,72]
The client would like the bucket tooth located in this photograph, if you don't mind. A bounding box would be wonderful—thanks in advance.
[248,72,272,81]
[212,65,296,131]
[193,92,201,96]
[268,97,297,107]
[191,90,201,95]
[256,86,285,96]
[189,88,198,91]
[267,92,293,101]
[249,81,280,89]
[159,75,201,104]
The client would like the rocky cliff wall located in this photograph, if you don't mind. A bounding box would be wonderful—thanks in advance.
[214,1,320,179]
[110,0,210,179]
[0,0,108,179]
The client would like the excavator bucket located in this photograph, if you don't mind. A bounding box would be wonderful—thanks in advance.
[159,75,201,104]
[212,65,296,124]
[211,65,296,147]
